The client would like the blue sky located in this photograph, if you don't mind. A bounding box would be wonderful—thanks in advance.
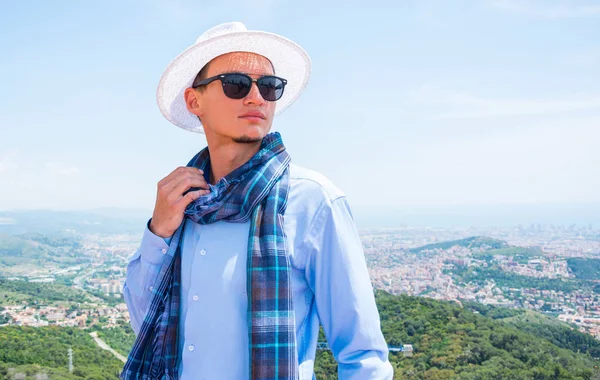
[1,0,599,213]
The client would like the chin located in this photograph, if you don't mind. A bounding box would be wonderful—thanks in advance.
[232,123,270,142]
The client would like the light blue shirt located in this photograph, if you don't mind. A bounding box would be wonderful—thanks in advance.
[123,163,393,379]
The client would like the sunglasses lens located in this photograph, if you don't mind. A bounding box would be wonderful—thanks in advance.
[258,77,285,101]
[222,74,251,99]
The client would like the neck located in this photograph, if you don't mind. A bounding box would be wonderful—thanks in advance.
[205,135,263,185]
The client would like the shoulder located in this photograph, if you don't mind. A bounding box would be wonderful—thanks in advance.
[285,163,348,233]
[284,164,354,264]
[288,163,345,204]
[285,164,359,263]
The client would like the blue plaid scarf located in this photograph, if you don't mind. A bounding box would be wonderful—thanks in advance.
[121,132,298,379]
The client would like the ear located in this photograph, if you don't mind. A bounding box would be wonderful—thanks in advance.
[184,88,203,118]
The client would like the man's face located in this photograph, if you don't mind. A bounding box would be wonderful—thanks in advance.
[189,52,276,143]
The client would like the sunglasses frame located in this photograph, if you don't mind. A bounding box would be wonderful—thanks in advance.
[192,72,288,101]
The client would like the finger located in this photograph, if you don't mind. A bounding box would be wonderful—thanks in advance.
[159,166,203,186]
[159,167,205,188]
[166,177,210,204]
[177,189,209,208]
[161,170,208,197]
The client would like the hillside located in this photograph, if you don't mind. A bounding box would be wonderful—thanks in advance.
[75,292,600,379]
[408,236,508,254]
[374,291,597,379]
[0,233,82,272]
[502,310,600,358]
[449,263,587,293]
[0,325,124,379]
[568,258,600,280]
[0,278,93,306]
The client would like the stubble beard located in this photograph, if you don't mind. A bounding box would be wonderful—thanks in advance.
[232,135,263,144]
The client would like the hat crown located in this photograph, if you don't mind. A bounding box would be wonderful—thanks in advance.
[195,22,248,44]
[158,21,310,134]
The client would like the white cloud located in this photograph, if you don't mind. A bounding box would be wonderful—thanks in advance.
[45,162,80,177]
[489,0,600,18]
[383,117,600,205]
[0,150,84,209]
[411,85,600,119]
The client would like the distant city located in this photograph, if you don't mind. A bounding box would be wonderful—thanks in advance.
[1,208,600,378]
[1,209,599,336]
[362,224,600,338]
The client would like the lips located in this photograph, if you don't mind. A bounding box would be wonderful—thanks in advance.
[239,111,266,119]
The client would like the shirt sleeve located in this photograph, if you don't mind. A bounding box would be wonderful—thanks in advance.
[305,197,393,379]
[121,219,170,335]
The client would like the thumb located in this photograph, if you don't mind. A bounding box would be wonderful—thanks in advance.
[182,189,208,205]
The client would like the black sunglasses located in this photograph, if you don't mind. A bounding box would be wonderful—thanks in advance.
[192,73,287,101]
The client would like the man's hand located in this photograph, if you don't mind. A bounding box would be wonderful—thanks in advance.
[149,167,210,238]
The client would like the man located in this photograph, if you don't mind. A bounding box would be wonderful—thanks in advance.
[121,22,393,380]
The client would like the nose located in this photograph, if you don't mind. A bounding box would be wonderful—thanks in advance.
[243,81,266,106]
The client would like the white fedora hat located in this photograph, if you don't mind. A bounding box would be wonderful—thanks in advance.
[156,22,312,134]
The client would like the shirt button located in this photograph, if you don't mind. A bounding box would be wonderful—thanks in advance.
[149,286,154,292]
[161,248,167,254]
[200,249,206,256]
[193,295,199,301]
[188,344,195,352]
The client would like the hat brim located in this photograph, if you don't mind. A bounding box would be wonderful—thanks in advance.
[156,31,311,134]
